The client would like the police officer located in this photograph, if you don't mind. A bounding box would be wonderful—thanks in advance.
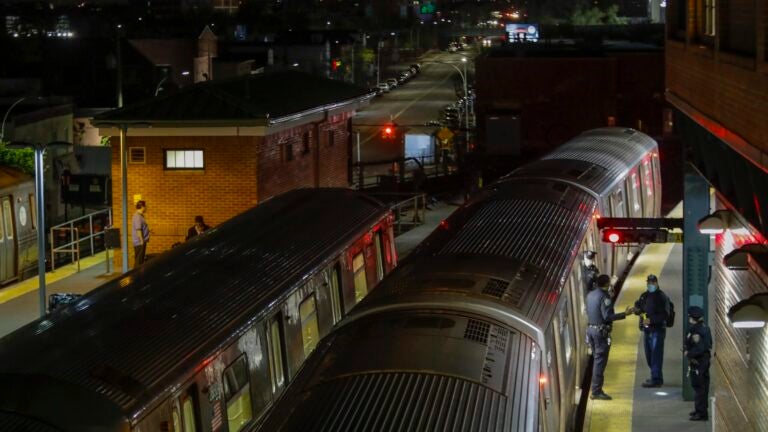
[586,274,634,400]
[684,306,712,421]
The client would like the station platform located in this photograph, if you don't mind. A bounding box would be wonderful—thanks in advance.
[584,204,710,431]
[0,198,463,339]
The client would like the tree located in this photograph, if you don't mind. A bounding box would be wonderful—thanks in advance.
[0,141,35,175]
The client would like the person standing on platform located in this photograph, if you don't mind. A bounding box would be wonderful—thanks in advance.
[186,215,211,240]
[132,200,150,268]
[684,306,712,421]
[633,274,670,387]
[582,250,600,294]
[586,274,635,400]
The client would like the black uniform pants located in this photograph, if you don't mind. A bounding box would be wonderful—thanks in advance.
[690,357,710,415]
[587,327,610,393]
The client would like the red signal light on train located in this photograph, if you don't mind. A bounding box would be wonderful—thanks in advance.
[607,231,621,243]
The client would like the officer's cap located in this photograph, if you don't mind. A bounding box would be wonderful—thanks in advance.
[596,274,611,288]
[688,306,704,319]
[646,274,658,283]
[584,251,596,259]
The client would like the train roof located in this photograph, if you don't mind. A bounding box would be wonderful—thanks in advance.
[0,188,388,429]
[358,177,596,330]
[510,127,657,195]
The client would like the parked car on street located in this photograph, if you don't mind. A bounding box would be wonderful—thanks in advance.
[386,78,398,89]
[377,82,390,93]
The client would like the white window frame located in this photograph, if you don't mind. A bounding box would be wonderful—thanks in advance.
[164,149,205,170]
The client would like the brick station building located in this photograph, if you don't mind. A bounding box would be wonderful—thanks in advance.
[94,70,372,268]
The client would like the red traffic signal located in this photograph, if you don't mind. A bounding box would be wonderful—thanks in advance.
[381,123,397,140]
[601,228,669,244]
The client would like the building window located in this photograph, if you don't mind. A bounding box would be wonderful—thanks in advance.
[299,294,320,357]
[302,132,310,155]
[165,150,204,170]
[704,0,716,37]
[283,143,294,162]
[223,356,253,432]
[327,130,334,146]
[128,147,146,164]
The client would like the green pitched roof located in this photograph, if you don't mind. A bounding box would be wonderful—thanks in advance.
[94,70,371,124]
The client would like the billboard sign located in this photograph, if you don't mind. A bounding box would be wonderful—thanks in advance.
[506,23,539,42]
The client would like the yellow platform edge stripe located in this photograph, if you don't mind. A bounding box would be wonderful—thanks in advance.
[0,251,109,305]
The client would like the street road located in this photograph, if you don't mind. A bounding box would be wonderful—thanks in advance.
[352,50,474,165]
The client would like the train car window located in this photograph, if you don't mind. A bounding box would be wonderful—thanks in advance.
[352,253,367,302]
[222,355,253,432]
[630,172,641,213]
[329,264,343,323]
[181,387,198,432]
[374,231,384,281]
[299,294,320,357]
[612,189,625,217]
[268,316,287,392]
[559,298,573,365]
[28,194,36,229]
[2,199,12,240]
[172,406,181,432]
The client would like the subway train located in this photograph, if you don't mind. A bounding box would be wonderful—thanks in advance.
[0,188,396,432]
[258,128,662,432]
[0,166,39,284]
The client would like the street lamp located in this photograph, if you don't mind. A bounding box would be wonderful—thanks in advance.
[422,59,471,141]
[1,97,29,143]
[6,140,71,317]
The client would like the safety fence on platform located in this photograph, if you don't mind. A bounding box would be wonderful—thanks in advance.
[369,192,428,236]
[50,208,111,272]
[352,156,456,190]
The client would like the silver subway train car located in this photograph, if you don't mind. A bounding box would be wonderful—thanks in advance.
[0,188,396,432]
[259,128,661,432]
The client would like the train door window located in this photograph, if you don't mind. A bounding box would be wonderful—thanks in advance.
[268,316,287,392]
[641,158,654,217]
[299,294,320,357]
[181,386,199,432]
[172,404,181,432]
[223,355,253,432]
[630,172,641,214]
[329,264,344,323]
[559,298,573,365]
[374,231,384,281]
[28,194,35,229]
[352,253,367,302]
[2,199,12,240]
[612,189,625,218]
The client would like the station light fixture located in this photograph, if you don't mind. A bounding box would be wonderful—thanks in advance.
[728,293,768,329]
[723,244,768,270]
[697,210,733,235]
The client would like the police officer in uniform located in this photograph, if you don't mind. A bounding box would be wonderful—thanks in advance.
[586,274,635,400]
[684,306,712,421]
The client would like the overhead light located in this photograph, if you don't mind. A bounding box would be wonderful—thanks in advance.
[728,293,768,328]
[723,244,767,270]
[697,210,732,235]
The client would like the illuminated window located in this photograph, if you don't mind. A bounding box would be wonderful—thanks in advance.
[352,253,367,302]
[164,150,204,170]
[172,407,181,432]
[182,395,197,432]
[704,0,716,36]
[3,200,13,240]
[223,356,253,432]
[268,317,286,391]
[643,159,654,197]
[299,295,320,357]
[630,173,641,212]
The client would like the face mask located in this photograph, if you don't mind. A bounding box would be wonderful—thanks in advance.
[689,317,698,325]
[647,284,658,293]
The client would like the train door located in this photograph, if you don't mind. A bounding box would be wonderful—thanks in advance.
[553,295,576,431]
[172,385,201,432]
[374,230,384,282]
[267,314,288,398]
[608,188,627,276]
[0,196,15,282]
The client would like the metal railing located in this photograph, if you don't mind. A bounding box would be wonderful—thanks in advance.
[50,208,112,272]
[369,193,427,236]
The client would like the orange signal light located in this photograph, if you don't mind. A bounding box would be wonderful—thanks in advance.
[539,375,547,385]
